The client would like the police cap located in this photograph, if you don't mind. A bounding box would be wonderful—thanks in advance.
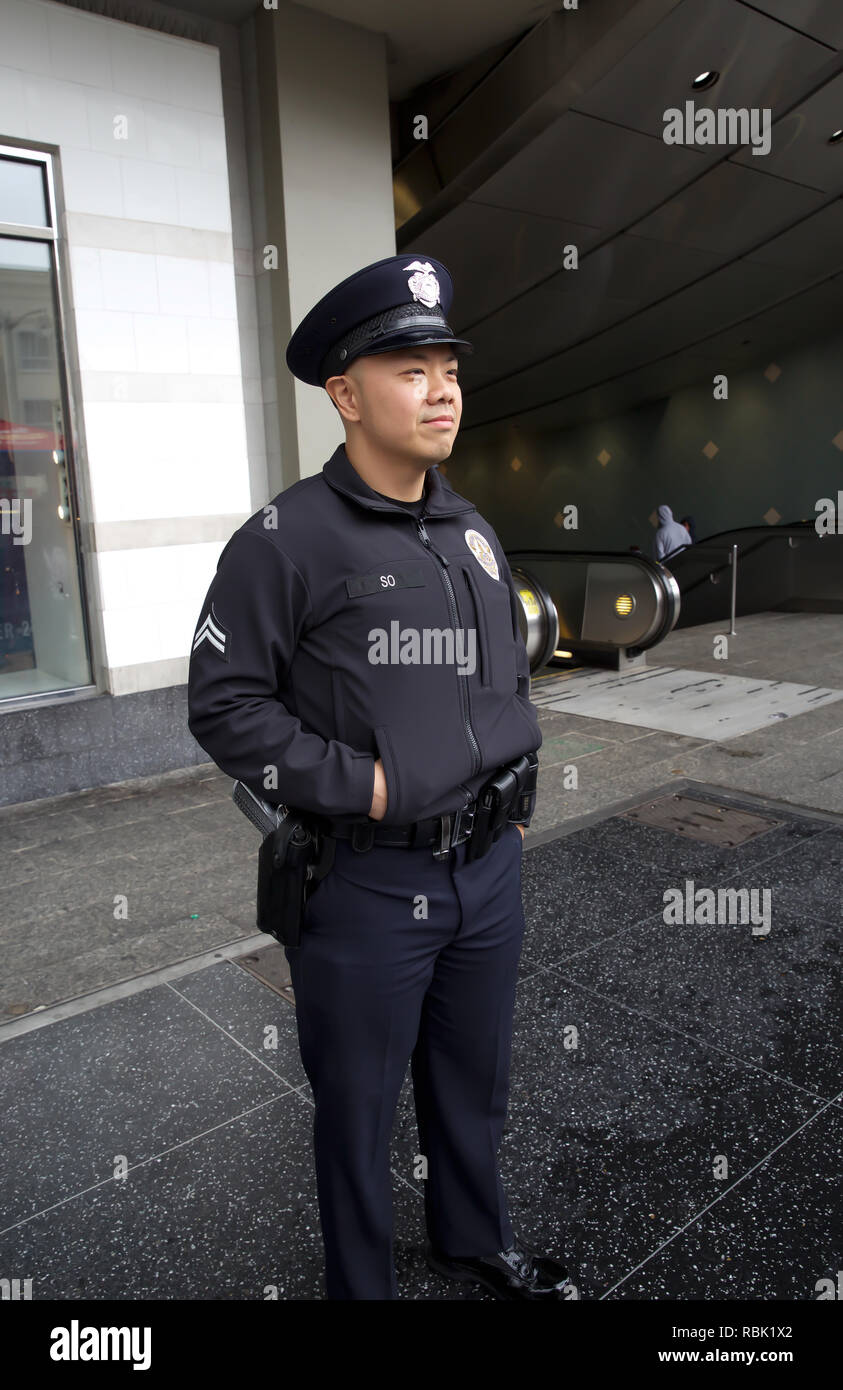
[285,253,474,388]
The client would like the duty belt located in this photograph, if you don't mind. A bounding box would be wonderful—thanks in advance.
[323,751,539,861]
[327,801,478,859]
[233,751,538,949]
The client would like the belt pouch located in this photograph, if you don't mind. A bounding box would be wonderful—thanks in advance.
[465,766,518,863]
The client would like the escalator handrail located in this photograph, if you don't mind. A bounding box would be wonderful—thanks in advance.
[667,525,830,598]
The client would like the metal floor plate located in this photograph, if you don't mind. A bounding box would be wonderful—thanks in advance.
[234,942,295,1003]
[621,794,781,846]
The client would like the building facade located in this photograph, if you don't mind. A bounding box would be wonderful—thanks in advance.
[0,0,394,805]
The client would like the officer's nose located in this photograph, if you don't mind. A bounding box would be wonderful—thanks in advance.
[428,371,457,400]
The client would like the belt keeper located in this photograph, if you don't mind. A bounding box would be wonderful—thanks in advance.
[351,821,376,852]
[432,812,452,860]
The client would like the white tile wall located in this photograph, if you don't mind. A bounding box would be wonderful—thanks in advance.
[82,402,252,521]
[155,256,210,316]
[98,540,229,666]
[0,0,252,686]
[134,314,190,374]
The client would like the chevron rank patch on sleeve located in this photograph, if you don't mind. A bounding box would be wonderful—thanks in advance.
[192,604,231,661]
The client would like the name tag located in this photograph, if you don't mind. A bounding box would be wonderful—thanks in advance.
[346,565,427,598]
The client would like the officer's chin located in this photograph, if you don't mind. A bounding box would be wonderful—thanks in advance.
[419,429,458,458]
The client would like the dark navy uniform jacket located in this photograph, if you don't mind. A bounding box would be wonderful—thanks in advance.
[187,442,541,828]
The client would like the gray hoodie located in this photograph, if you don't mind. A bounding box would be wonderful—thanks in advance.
[653,505,691,563]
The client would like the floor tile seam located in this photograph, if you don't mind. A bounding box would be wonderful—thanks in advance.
[5,797,231,834]
[0,792,229,836]
[530,777,836,848]
[523,903,677,968]
[0,913,253,972]
[164,977,302,1086]
[2,844,250,891]
[545,814,840,888]
[0,1092,296,1241]
[675,827,843,887]
[598,1091,843,1299]
[541,968,842,1109]
[4,816,155,853]
[0,937,272,1041]
[678,780,843,827]
[288,1081,457,1199]
[541,734,716,763]
[3,851,152,890]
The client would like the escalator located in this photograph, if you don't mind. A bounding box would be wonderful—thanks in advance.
[505,522,841,675]
[661,521,843,629]
[504,549,681,674]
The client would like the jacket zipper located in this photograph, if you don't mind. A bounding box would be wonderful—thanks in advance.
[415,514,482,776]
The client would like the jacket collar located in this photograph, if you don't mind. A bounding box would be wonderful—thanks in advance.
[322,442,474,518]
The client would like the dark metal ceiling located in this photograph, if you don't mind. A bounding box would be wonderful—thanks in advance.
[395,0,843,438]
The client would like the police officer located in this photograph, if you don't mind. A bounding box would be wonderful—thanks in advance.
[187,254,571,1301]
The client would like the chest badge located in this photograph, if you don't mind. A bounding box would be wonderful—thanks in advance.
[403,260,441,309]
[464,528,499,581]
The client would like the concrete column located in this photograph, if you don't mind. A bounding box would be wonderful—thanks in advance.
[251,1,396,484]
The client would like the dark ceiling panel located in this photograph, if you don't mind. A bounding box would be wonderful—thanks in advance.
[459,290,642,387]
[469,110,711,227]
[464,244,823,394]
[463,271,843,434]
[464,233,728,326]
[744,0,843,49]
[464,351,746,438]
[730,71,843,192]
[388,0,843,432]
[454,251,790,389]
[402,202,607,326]
[691,269,843,359]
[570,0,834,141]
[464,255,817,406]
[743,197,843,270]
[628,160,826,254]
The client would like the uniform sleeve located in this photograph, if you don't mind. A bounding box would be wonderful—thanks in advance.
[187,529,376,818]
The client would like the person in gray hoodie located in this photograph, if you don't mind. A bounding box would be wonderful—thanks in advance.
[653,504,692,563]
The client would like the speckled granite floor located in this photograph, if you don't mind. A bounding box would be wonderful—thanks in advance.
[0,780,839,1300]
[0,610,840,1298]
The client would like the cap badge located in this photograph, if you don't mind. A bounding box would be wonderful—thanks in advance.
[403,261,441,309]
[465,528,499,581]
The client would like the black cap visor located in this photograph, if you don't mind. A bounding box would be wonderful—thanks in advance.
[320,310,473,385]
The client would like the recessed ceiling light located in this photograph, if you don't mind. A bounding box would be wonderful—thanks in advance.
[691,70,719,91]
[829,129,843,144]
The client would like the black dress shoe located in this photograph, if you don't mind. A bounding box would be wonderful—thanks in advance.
[425,1236,571,1300]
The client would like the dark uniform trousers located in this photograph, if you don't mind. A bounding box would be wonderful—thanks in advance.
[284,818,526,1300]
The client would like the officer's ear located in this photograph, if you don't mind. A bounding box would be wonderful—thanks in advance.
[325,369,361,423]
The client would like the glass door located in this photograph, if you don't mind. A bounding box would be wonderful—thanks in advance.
[0,148,92,701]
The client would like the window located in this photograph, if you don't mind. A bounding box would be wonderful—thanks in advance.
[0,147,92,702]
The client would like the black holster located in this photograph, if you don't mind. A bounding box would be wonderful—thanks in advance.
[464,751,538,863]
[256,812,335,949]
